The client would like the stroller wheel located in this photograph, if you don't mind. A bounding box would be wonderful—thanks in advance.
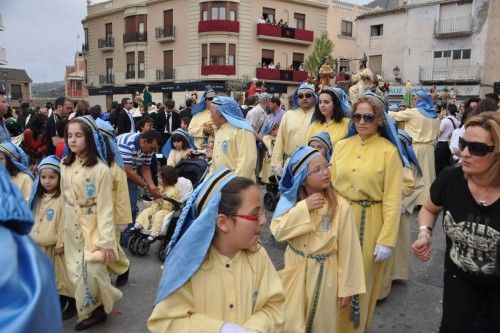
[136,236,151,256]
[264,192,277,212]
[127,233,140,255]
[158,239,167,262]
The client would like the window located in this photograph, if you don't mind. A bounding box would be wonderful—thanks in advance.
[370,24,383,37]
[106,58,113,76]
[210,43,226,65]
[462,49,471,59]
[262,8,275,23]
[126,52,135,78]
[228,44,236,66]
[261,49,274,67]
[202,44,208,66]
[10,84,22,100]
[368,55,382,74]
[105,23,112,39]
[341,20,352,37]
[164,50,173,78]
[84,28,88,45]
[453,50,461,60]
[202,10,208,21]
[434,51,442,58]
[292,53,304,70]
[229,10,236,21]
[138,22,145,34]
[138,51,145,78]
[294,13,305,30]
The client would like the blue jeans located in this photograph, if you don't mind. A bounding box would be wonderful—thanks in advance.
[122,179,138,244]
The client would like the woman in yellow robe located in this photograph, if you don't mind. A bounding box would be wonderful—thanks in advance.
[28,155,75,319]
[332,93,403,333]
[0,141,34,200]
[307,87,350,145]
[188,89,217,147]
[148,168,284,332]
[271,146,365,333]
[61,116,122,330]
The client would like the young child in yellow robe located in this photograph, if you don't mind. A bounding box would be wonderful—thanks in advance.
[60,115,122,330]
[148,167,285,332]
[0,141,34,200]
[28,155,76,320]
[162,129,196,167]
[270,146,365,333]
[134,165,180,240]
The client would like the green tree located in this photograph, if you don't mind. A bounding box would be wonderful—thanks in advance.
[304,32,335,77]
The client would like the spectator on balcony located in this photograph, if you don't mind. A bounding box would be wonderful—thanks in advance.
[277,19,284,26]
[188,89,217,148]
[271,83,317,176]
[268,96,285,125]
[268,62,275,69]
[257,16,266,24]
[115,98,135,136]
[299,62,305,71]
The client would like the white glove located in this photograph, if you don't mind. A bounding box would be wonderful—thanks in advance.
[373,244,393,263]
[220,322,259,333]
[272,166,283,177]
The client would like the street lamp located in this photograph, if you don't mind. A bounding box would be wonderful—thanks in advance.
[393,66,401,83]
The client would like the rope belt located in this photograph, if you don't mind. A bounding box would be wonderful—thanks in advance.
[288,244,333,333]
[347,199,381,329]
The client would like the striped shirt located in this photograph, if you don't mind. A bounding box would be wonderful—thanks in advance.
[117,132,153,168]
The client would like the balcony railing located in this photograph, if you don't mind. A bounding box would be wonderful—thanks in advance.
[201,65,236,76]
[98,36,114,50]
[156,69,175,80]
[419,66,481,83]
[198,20,240,33]
[155,26,175,41]
[256,68,308,82]
[99,74,115,85]
[256,23,314,44]
[82,43,89,52]
[126,71,136,79]
[138,70,145,79]
[0,47,7,65]
[434,16,472,37]
[123,32,147,43]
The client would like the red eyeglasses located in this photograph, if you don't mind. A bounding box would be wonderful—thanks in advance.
[232,210,266,222]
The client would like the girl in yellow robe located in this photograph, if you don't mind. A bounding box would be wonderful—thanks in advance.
[332,93,404,333]
[0,141,34,200]
[28,155,76,320]
[60,115,122,330]
[148,168,285,332]
[270,146,365,333]
[307,87,351,145]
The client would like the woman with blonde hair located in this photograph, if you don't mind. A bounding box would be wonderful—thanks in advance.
[412,111,500,332]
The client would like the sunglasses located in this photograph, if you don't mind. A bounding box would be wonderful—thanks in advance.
[352,113,375,123]
[206,97,214,101]
[298,93,313,99]
[458,137,494,156]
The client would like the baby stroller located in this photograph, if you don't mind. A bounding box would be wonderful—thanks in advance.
[264,174,280,212]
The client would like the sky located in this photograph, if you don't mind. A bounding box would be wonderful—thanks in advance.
[0,0,372,83]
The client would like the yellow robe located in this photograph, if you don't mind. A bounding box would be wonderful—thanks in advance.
[30,193,73,297]
[61,158,122,320]
[11,172,33,201]
[259,135,275,184]
[136,185,180,235]
[379,166,424,299]
[389,109,440,205]
[188,109,216,147]
[167,149,190,167]
[307,118,350,145]
[148,246,285,333]
[271,107,314,168]
[107,163,132,276]
[270,198,366,333]
[210,122,257,180]
[331,133,402,333]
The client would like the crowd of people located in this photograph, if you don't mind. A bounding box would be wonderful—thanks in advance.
[0,76,499,333]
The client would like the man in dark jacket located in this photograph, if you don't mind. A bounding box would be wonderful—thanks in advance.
[155,99,180,143]
[115,98,135,135]
[179,98,193,119]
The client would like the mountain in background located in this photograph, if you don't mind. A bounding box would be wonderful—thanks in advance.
[32,81,65,98]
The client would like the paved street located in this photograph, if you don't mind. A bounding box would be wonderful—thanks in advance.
[63,210,446,333]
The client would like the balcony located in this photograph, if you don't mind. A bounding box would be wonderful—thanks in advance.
[256,23,314,45]
[156,69,175,81]
[126,71,136,79]
[0,47,6,65]
[82,43,89,53]
[99,74,114,85]
[123,32,147,44]
[419,66,481,84]
[98,37,114,51]
[256,68,308,82]
[201,65,236,76]
[155,26,175,42]
[198,20,239,34]
[434,16,472,38]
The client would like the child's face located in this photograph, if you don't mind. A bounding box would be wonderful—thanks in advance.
[67,122,88,156]
[308,140,327,158]
[271,126,279,137]
[181,121,188,129]
[225,186,265,250]
[173,140,184,150]
[304,155,331,192]
[40,168,59,193]
[206,142,214,159]
[142,122,153,133]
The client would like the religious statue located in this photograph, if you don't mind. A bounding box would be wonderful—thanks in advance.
[348,67,374,103]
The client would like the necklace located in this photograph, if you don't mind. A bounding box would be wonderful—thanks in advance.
[321,214,331,232]
[478,188,490,206]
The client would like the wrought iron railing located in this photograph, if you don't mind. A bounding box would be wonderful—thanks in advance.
[434,16,472,36]
[419,65,480,82]
[156,69,175,80]
[155,26,175,39]
[123,32,147,43]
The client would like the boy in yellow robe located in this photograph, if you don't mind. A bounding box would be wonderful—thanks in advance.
[148,168,284,332]
[0,141,34,200]
[188,89,217,147]
[271,146,365,333]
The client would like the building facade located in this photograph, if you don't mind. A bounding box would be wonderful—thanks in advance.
[0,14,6,66]
[82,0,329,109]
[65,51,89,100]
[355,0,498,99]
[1,68,32,107]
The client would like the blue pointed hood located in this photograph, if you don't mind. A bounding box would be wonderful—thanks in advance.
[212,96,254,132]
[191,88,215,116]
[28,155,61,210]
[75,115,107,163]
[161,128,197,158]
[308,131,333,161]
[0,141,34,179]
[292,83,318,110]
[415,88,437,118]
[96,118,124,169]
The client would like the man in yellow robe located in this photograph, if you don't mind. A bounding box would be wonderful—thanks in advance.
[388,88,439,205]
[208,96,257,180]
[188,89,217,147]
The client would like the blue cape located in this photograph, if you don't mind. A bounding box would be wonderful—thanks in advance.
[308,131,333,161]
[0,141,34,179]
[192,88,215,116]
[96,118,125,169]
[415,88,437,118]
[292,83,318,110]
[155,167,237,303]
[76,115,108,162]
[397,129,422,174]
[28,155,61,210]
[161,128,197,158]
[315,86,350,119]
[212,96,254,132]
